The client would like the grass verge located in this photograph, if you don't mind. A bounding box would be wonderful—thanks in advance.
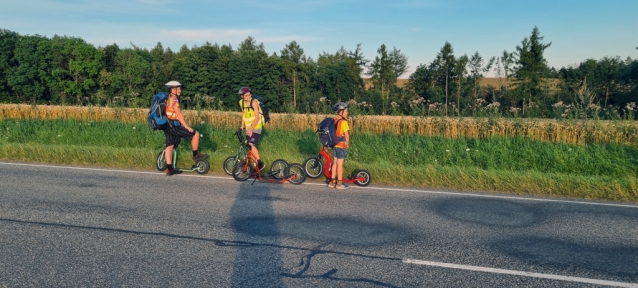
[0,118,636,202]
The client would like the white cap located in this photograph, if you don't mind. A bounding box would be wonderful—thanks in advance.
[165,81,182,88]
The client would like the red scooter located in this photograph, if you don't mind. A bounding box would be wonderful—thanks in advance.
[302,145,371,186]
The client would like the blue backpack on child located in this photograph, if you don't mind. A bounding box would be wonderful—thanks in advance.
[318,117,344,147]
[147,92,170,130]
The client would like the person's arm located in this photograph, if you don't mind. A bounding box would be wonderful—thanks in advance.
[250,100,260,130]
[174,105,193,132]
[344,131,350,149]
[240,103,246,130]
[246,100,259,137]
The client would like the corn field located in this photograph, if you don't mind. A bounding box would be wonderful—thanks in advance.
[2,104,637,146]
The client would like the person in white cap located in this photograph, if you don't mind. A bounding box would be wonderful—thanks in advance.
[163,80,208,175]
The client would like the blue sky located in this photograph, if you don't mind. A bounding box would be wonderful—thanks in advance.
[2,0,637,78]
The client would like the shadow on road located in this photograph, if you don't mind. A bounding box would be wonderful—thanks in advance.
[230,181,283,287]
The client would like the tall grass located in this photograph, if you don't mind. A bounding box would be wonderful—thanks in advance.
[0,118,637,201]
[2,104,637,146]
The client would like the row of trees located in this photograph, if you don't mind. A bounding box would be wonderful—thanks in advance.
[0,27,636,119]
[408,27,638,119]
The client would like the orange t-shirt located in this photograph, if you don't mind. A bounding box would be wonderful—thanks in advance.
[334,118,349,149]
[165,96,179,120]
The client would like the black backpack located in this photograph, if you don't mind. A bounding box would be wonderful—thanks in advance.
[242,95,270,123]
[318,117,344,147]
[147,92,170,130]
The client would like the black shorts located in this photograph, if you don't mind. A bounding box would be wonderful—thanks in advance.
[164,124,196,148]
[247,131,261,147]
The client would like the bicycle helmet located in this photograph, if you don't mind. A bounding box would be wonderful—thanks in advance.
[165,81,182,88]
[332,102,349,113]
[238,87,251,95]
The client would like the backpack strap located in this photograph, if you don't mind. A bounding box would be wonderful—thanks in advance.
[241,98,256,111]
[333,117,346,142]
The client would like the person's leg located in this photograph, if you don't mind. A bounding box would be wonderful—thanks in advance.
[164,129,183,175]
[191,131,199,151]
[334,148,348,189]
[170,126,206,161]
[165,145,174,167]
[249,145,260,161]
[336,158,344,183]
[164,131,177,168]
[248,132,263,169]
[329,156,338,187]
[190,131,208,160]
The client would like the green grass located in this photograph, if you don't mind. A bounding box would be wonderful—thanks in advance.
[0,118,637,201]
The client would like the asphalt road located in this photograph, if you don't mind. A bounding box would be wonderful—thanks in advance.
[1,162,637,287]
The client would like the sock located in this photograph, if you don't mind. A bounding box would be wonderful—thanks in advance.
[337,180,342,185]
[330,178,336,184]
[167,165,174,171]
[192,150,198,157]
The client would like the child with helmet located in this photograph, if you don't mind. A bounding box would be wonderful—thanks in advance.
[163,80,208,175]
[329,102,350,189]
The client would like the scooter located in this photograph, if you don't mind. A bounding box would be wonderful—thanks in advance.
[303,145,371,186]
[156,149,210,175]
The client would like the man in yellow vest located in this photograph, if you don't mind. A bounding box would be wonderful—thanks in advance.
[163,81,208,175]
[238,87,265,170]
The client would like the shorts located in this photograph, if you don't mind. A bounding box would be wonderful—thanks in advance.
[333,147,347,159]
[247,130,261,147]
[164,124,196,148]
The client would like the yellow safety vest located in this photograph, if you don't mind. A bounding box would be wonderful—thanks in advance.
[239,98,263,129]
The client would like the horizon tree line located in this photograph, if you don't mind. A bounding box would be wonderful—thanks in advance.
[0,26,636,119]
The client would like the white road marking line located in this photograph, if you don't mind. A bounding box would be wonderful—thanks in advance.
[403,259,638,287]
[0,161,233,180]
[1,161,636,209]
[358,185,638,208]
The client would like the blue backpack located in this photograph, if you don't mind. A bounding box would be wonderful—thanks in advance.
[242,95,270,123]
[147,92,170,130]
[318,117,344,147]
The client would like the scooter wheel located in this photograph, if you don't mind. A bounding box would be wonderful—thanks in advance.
[303,157,323,179]
[223,156,238,176]
[156,151,167,171]
[232,162,253,181]
[269,159,288,180]
[194,160,210,174]
[352,169,372,186]
[285,163,306,185]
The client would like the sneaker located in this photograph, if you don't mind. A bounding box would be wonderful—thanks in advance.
[335,183,349,190]
[166,169,182,176]
[327,181,336,188]
[192,153,209,161]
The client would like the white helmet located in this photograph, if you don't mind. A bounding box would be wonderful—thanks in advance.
[165,81,182,88]
[332,101,349,113]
